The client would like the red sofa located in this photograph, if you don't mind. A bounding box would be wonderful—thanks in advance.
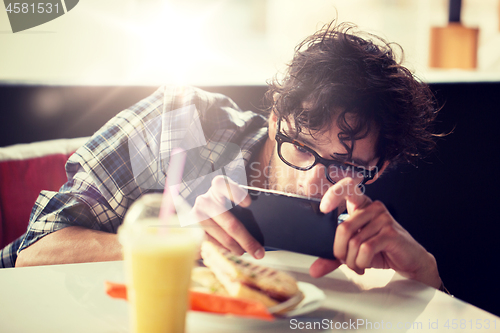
[0,137,89,249]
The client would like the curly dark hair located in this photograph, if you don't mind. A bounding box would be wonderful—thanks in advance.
[265,21,440,166]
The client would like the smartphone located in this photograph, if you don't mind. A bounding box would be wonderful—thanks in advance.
[229,185,338,259]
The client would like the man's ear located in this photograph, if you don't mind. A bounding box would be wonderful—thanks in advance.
[365,160,390,185]
[268,110,278,141]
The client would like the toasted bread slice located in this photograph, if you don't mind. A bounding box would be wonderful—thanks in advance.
[200,241,303,309]
[191,266,228,295]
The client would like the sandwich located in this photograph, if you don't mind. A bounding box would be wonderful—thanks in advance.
[193,241,304,313]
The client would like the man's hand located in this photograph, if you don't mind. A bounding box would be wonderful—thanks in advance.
[190,175,265,259]
[310,178,442,289]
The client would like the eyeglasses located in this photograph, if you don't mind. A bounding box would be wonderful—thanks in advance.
[275,119,384,186]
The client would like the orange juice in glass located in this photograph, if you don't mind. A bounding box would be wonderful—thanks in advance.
[119,194,201,333]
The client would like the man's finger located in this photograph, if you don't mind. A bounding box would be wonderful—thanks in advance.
[309,258,342,278]
[333,201,387,260]
[211,209,264,259]
[199,218,245,255]
[354,231,393,270]
[320,178,370,214]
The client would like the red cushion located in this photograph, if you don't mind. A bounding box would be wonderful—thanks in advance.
[0,153,73,248]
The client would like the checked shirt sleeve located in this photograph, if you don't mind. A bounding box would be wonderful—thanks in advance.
[17,166,123,254]
[14,86,169,257]
[2,85,268,268]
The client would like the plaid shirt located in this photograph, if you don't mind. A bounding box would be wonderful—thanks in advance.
[0,86,268,268]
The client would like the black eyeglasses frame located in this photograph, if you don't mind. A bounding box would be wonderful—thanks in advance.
[275,119,385,186]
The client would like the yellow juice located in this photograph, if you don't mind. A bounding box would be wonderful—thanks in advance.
[122,225,199,333]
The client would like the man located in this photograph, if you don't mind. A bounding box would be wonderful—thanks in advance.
[1,21,443,291]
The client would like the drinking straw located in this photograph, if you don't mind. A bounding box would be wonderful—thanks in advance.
[159,147,187,224]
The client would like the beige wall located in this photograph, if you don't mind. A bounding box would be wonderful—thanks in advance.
[1,0,499,85]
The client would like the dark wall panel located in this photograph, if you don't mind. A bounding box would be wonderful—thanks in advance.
[0,85,268,147]
[365,82,500,316]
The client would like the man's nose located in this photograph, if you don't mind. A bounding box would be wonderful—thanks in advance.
[299,164,331,197]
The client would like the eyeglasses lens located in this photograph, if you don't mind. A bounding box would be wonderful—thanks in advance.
[280,142,316,169]
[327,164,365,184]
[280,142,368,184]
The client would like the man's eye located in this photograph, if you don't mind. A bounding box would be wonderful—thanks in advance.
[293,144,310,155]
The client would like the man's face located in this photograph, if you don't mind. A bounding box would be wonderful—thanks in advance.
[264,114,381,199]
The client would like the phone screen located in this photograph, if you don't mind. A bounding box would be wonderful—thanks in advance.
[229,186,338,259]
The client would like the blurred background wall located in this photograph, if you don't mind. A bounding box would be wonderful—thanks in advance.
[1,0,500,86]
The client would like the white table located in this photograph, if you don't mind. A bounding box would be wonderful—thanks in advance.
[0,251,498,333]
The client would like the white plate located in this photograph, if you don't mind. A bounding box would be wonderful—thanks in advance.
[276,281,325,317]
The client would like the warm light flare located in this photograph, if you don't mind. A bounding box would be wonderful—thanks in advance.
[122,1,224,84]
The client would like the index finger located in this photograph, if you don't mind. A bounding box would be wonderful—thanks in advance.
[205,176,263,258]
[319,178,371,214]
[210,208,265,259]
